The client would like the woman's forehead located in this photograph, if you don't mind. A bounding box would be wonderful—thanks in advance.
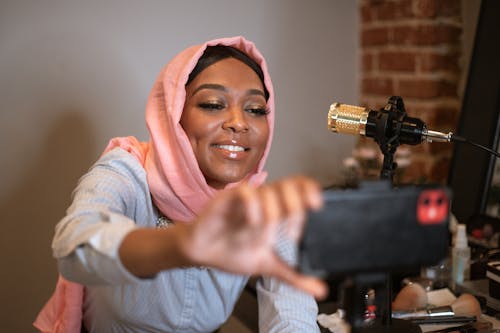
[186,58,265,93]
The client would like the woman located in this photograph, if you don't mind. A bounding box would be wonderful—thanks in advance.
[36,36,326,332]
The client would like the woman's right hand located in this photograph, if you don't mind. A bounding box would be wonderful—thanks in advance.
[178,175,327,299]
[119,175,327,299]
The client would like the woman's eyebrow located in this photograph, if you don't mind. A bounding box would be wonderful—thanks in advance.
[247,89,266,98]
[191,83,227,96]
[191,83,265,98]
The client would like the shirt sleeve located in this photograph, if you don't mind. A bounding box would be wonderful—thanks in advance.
[257,231,320,333]
[52,148,153,285]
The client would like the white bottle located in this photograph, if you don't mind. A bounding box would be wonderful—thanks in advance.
[451,224,471,286]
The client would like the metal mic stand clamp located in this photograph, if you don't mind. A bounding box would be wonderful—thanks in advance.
[373,96,407,182]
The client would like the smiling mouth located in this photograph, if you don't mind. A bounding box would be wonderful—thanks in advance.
[212,144,249,152]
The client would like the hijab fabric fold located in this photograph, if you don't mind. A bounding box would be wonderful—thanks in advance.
[34,35,275,332]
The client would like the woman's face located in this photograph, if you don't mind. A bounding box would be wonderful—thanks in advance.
[181,57,270,189]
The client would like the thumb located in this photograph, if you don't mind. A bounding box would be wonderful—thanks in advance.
[262,255,328,300]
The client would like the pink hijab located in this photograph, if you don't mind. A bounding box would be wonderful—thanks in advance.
[34,36,275,332]
[107,35,275,220]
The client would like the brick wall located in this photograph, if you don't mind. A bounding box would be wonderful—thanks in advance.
[357,0,463,184]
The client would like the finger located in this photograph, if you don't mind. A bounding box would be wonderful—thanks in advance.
[262,255,329,300]
[251,185,282,248]
[274,179,303,240]
[280,177,304,215]
[297,176,323,211]
[280,176,323,240]
[231,184,262,227]
[258,184,281,224]
[291,177,324,240]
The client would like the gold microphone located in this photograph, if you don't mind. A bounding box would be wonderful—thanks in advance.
[327,102,453,144]
[328,102,370,136]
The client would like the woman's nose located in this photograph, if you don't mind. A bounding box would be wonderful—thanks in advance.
[222,107,249,132]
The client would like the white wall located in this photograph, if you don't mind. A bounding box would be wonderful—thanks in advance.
[0,1,358,331]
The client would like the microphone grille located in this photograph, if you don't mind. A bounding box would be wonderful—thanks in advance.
[328,102,368,135]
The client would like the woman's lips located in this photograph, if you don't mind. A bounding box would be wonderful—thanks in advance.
[211,144,249,159]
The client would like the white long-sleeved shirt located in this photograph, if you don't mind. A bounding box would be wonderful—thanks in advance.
[52,148,320,333]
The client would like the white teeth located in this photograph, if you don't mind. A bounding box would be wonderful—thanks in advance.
[216,145,245,152]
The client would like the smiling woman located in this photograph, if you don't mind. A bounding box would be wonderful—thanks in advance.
[34,36,326,333]
[182,56,270,189]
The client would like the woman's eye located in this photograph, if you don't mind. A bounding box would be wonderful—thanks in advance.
[198,102,224,111]
[246,107,270,116]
